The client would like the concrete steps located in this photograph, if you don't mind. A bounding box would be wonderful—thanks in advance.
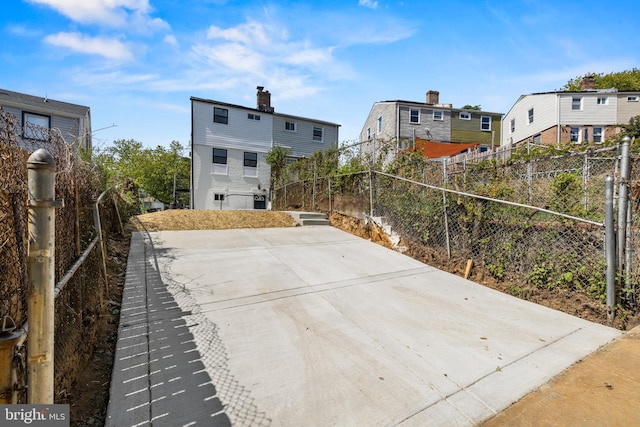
[287,211,331,226]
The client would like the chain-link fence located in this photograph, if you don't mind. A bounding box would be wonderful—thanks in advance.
[273,142,640,315]
[0,108,129,403]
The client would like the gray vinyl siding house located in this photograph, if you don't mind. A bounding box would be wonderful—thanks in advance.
[191,88,340,210]
[0,88,91,151]
[360,90,501,163]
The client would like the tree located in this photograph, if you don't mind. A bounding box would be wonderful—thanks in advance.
[461,104,482,110]
[94,139,190,206]
[562,69,640,91]
[265,145,291,187]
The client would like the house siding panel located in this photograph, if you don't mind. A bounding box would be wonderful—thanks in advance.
[273,115,338,159]
[616,93,640,124]
[559,94,617,125]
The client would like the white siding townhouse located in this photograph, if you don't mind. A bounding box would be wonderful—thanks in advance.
[0,88,92,151]
[502,76,640,147]
[191,87,340,210]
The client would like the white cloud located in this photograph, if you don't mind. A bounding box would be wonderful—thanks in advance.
[163,34,178,47]
[44,32,134,61]
[359,0,379,9]
[27,0,168,32]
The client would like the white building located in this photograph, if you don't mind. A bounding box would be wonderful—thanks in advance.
[190,87,340,210]
[502,76,640,147]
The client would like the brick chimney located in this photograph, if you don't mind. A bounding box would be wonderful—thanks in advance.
[426,90,440,105]
[580,75,596,91]
[256,86,274,112]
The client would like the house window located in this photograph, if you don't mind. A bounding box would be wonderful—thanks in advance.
[410,109,420,123]
[377,116,382,132]
[459,112,471,120]
[480,116,491,131]
[571,97,582,110]
[212,148,228,175]
[312,126,324,142]
[510,119,515,134]
[533,134,541,145]
[214,107,228,124]
[433,110,443,121]
[214,193,225,201]
[528,108,534,124]
[628,96,639,102]
[593,127,603,143]
[285,121,297,132]
[367,127,371,140]
[247,113,261,120]
[244,151,257,167]
[23,112,50,140]
[583,128,589,143]
[570,127,580,143]
[597,97,608,105]
[213,148,227,164]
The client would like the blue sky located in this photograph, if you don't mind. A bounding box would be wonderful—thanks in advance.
[1,0,638,150]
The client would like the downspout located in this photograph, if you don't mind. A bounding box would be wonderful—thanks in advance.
[556,94,561,147]
[190,100,195,209]
[397,102,401,153]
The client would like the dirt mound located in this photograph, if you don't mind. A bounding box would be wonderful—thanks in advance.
[132,209,297,231]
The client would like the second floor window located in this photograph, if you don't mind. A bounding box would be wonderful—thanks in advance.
[313,126,323,142]
[410,109,420,123]
[571,97,582,110]
[285,121,296,132]
[214,107,228,124]
[433,111,443,121]
[377,116,382,132]
[459,112,471,120]
[510,119,515,133]
[528,108,534,124]
[23,112,51,140]
[481,116,491,131]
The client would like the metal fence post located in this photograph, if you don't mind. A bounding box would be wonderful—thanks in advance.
[605,175,616,320]
[369,170,374,217]
[27,148,62,404]
[617,136,631,272]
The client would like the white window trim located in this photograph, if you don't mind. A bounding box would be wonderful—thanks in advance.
[480,116,491,131]
[212,164,228,175]
[433,110,444,121]
[312,126,324,142]
[285,121,297,132]
[597,97,608,105]
[528,108,534,124]
[410,109,420,124]
[571,97,582,110]
[570,127,581,144]
[627,96,639,102]
[377,116,382,132]
[510,119,515,134]
[593,126,604,144]
[459,112,471,120]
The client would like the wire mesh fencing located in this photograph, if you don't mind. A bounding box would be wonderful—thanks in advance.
[273,144,639,310]
[0,108,128,403]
